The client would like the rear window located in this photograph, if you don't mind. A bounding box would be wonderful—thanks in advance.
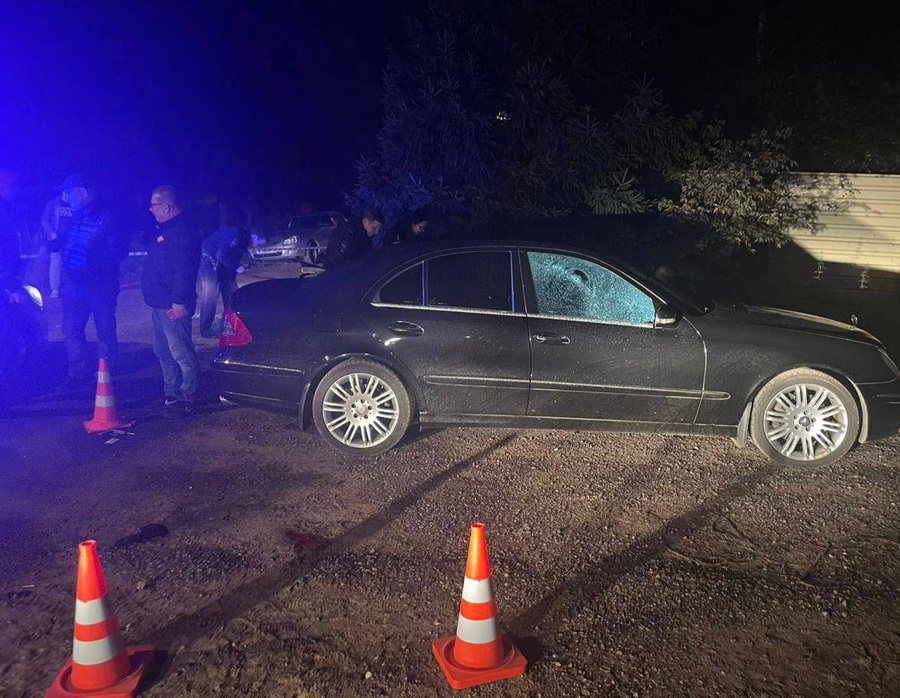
[427,251,513,312]
[378,264,424,305]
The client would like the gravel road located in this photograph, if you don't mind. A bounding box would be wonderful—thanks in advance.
[1,269,898,697]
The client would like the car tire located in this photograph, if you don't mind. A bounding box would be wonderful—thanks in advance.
[312,359,413,455]
[750,368,860,468]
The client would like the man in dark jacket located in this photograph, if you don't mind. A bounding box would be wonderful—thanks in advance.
[59,173,122,384]
[198,224,250,337]
[323,208,383,269]
[384,209,430,246]
[143,185,201,415]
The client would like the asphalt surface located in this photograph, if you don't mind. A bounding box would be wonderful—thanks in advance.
[1,265,899,697]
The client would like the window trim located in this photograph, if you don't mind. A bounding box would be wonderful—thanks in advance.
[369,301,520,317]
[371,249,521,315]
[527,312,653,329]
[519,249,658,328]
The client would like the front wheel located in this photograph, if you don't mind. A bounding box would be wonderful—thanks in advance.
[750,368,860,468]
[312,360,412,455]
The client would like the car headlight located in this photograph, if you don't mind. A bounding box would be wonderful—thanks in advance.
[283,236,298,245]
[23,285,43,308]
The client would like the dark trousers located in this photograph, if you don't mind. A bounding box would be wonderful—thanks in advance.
[198,254,238,334]
[62,277,119,377]
[151,307,199,402]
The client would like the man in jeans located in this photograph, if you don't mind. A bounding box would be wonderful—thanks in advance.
[59,174,122,387]
[198,223,250,338]
[143,185,201,415]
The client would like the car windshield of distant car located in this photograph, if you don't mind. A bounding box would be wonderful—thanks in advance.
[527,251,655,325]
[290,215,323,229]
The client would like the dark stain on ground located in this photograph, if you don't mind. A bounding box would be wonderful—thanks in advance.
[114,523,170,548]
[284,530,329,552]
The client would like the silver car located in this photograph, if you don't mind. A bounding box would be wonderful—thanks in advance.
[249,212,347,265]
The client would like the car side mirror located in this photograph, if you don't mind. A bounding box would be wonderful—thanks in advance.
[655,304,681,328]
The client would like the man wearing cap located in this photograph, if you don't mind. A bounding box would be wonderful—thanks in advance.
[59,173,122,386]
[143,185,201,415]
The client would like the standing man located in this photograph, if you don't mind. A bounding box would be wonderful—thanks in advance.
[323,208,383,269]
[40,192,71,299]
[143,185,201,415]
[59,174,122,386]
[198,222,250,338]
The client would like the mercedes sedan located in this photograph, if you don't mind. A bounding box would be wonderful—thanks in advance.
[212,241,900,467]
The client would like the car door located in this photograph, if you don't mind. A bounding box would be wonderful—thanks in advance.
[365,249,531,417]
[522,249,705,424]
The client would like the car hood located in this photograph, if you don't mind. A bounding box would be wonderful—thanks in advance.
[707,303,882,346]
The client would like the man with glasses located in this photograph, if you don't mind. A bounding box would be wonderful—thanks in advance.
[143,185,201,416]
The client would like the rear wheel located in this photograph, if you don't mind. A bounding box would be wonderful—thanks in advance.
[312,360,412,455]
[751,368,859,468]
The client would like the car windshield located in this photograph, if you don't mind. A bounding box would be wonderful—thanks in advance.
[290,215,325,229]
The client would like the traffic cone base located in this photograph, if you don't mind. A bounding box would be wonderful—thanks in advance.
[46,645,154,698]
[432,633,527,690]
[83,416,133,433]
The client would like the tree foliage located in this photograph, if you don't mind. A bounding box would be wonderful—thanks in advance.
[659,123,816,248]
[349,0,835,249]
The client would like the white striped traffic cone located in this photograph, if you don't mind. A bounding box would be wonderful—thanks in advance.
[46,541,153,698]
[84,358,132,434]
[432,523,527,689]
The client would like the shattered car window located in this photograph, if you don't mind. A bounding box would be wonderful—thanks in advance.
[527,252,655,325]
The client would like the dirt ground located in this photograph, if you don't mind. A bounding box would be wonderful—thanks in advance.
[1,266,899,697]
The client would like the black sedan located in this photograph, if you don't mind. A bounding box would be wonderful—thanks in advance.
[212,241,900,467]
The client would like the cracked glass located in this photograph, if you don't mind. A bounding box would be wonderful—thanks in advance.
[527,252,654,325]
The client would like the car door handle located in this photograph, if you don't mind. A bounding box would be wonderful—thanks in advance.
[388,321,424,337]
[533,332,570,345]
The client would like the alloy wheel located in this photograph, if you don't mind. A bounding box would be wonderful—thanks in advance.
[762,383,849,461]
[322,373,399,448]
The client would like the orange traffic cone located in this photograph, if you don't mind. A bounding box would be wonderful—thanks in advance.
[433,523,527,690]
[46,541,153,698]
[83,358,132,433]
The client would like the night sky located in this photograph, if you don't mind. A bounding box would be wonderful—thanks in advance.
[1,1,895,216]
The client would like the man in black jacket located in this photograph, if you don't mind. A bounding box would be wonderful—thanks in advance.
[59,173,122,384]
[323,208,383,269]
[143,185,201,415]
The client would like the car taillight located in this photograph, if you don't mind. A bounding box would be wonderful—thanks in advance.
[220,308,253,347]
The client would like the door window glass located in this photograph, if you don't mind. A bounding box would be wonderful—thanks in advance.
[378,263,423,305]
[527,252,654,324]
[427,251,513,312]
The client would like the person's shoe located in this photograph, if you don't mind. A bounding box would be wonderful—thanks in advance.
[182,402,195,417]
[50,290,60,299]
[163,397,182,417]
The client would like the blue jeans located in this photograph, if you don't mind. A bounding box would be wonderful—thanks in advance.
[151,307,199,403]
[62,278,119,378]
[198,254,238,334]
